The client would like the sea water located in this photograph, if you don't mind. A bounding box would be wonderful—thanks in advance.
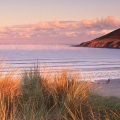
[0,44,120,80]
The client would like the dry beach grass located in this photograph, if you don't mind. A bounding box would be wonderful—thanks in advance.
[0,66,120,120]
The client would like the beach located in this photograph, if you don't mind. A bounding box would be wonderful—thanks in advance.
[92,79,120,98]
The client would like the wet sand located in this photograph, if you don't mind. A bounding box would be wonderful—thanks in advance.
[91,79,120,98]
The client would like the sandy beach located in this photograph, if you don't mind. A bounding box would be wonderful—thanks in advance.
[92,79,120,98]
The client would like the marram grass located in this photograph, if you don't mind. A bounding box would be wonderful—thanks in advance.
[0,67,120,120]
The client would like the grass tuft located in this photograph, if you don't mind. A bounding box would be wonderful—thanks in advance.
[0,66,120,120]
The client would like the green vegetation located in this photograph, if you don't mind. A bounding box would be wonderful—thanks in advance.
[0,67,120,120]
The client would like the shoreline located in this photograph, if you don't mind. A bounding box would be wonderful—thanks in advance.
[91,79,120,98]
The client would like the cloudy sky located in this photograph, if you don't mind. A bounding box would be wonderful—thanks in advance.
[0,0,120,45]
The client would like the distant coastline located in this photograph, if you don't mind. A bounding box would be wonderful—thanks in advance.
[75,28,120,49]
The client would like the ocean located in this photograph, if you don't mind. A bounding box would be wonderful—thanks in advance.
[0,44,120,81]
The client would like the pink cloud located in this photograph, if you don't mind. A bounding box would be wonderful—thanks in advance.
[51,21,67,29]
[64,32,76,37]
[0,16,120,44]
[81,16,120,29]
[0,27,8,33]
[39,22,51,29]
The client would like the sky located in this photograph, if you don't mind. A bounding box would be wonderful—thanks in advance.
[0,0,120,45]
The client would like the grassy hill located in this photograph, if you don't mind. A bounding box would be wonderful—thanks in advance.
[77,28,120,49]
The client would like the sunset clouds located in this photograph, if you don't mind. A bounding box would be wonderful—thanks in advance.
[0,16,120,44]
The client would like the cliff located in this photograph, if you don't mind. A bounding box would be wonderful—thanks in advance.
[77,28,120,49]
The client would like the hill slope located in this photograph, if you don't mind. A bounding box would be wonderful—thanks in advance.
[77,28,120,49]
